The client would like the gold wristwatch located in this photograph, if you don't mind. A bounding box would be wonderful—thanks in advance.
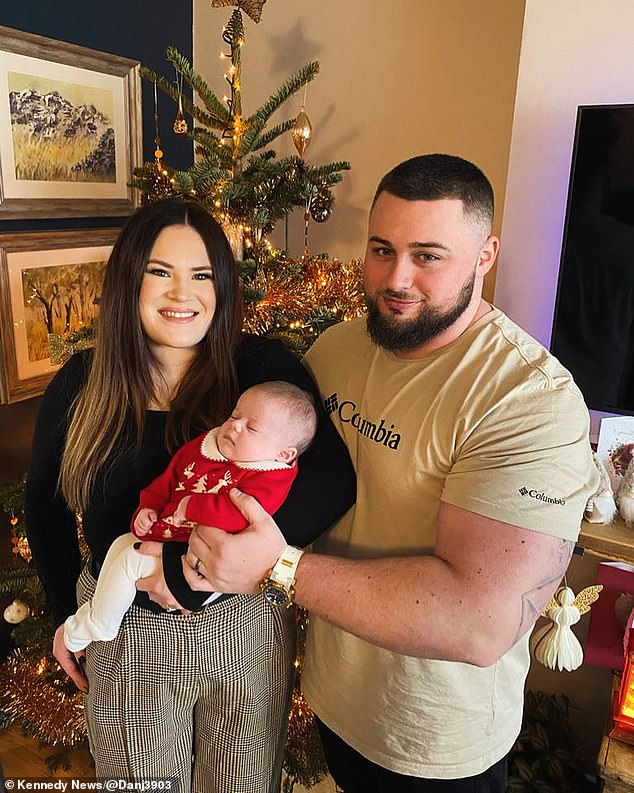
[261,545,304,607]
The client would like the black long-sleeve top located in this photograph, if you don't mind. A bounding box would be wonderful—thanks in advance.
[25,335,356,626]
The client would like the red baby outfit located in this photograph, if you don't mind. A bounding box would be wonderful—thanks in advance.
[131,427,297,541]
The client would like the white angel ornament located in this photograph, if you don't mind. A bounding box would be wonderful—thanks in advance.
[585,452,617,524]
[530,584,602,672]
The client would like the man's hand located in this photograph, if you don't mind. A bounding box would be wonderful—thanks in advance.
[134,508,157,536]
[53,624,88,693]
[135,541,188,612]
[183,488,286,593]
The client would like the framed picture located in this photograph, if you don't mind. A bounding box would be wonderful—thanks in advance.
[0,26,141,218]
[0,228,117,403]
[597,416,634,494]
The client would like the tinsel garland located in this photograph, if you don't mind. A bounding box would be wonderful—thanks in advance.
[282,608,328,791]
[283,686,327,792]
[0,651,87,746]
[243,256,365,341]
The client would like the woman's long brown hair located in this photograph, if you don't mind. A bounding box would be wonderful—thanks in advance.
[60,199,243,512]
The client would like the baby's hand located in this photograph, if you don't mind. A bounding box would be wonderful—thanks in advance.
[135,508,158,536]
[172,496,191,526]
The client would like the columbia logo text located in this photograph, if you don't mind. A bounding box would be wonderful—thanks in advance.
[518,487,566,506]
[325,393,401,450]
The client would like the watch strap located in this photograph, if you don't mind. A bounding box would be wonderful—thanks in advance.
[269,545,304,588]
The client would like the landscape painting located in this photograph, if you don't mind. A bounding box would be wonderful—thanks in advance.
[21,258,106,364]
[8,72,116,184]
[0,25,141,218]
[0,229,118,403]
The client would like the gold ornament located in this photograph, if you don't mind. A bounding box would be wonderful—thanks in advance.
[173,71,188,135]
[11,535,32,563]
[3,599,30,624]
[173,111,188,136]
[292,108,313,157]
[310,189,333,223]
[210,0,267,23]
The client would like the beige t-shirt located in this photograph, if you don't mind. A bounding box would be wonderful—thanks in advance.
[302,308,597,779]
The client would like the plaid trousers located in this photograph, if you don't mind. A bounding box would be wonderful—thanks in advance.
[77,563,296,792]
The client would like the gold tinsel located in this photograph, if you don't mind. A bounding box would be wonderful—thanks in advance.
[243,257,365,336]
[11,534,32,562]
[282,608,328,790]
[0,651,87,746]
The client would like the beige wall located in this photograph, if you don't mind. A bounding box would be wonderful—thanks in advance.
[194,0,525,300]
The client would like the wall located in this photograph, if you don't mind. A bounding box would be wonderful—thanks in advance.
[0,2,193,484]
[193,0,525,296]
[495,0,634,439]
[495,0,634,765]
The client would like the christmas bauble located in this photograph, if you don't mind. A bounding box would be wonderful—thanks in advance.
[310,189,333,223]
[173,111,188,136]
[4,599,30,624]
[292,109,313,157]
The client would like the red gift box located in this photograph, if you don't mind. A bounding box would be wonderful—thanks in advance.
[585,561,634,671]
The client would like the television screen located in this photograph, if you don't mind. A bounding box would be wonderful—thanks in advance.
[551,104,634,414]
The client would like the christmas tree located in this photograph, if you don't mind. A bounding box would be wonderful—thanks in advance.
[130,0,363,356]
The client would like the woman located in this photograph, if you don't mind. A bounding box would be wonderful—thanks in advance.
[25,199,355,791]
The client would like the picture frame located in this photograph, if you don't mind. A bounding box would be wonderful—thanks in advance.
[596,415,634,494]
[0,228,118,403]
[0,25,142,218]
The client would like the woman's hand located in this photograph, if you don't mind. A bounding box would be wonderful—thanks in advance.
[53,624,88,694]
[135,540,189,612]
[183,488,286,593]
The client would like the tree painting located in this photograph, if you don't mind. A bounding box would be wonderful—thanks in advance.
[21,259,106,362]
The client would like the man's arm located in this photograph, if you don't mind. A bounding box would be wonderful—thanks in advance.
[184,490,573,666]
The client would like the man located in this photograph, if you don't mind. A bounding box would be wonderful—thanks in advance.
[183,154,597,791]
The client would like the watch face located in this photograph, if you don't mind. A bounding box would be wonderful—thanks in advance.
[262,582,290,607]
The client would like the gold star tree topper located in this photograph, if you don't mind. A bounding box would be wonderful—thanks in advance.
[210,0,267,23]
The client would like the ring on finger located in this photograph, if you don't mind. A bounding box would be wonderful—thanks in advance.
[194,556,203,575]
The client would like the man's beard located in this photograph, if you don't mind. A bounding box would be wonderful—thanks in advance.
[365,270,476,353]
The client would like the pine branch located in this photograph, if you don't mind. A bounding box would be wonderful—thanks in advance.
[306,161,352,180]
[189,127,221,151]
[241,62,319,155]
[170,171,196,194]
[0,476,26,515]
[189,128,234,169]
[188,159,232,192]
[0,563,39,598]
[165,47,232,126]
[251,119,296,152]
[140,66,227,130]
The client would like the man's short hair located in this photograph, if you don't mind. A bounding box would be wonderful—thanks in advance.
[373,154,494,235]
[250,381,318,456]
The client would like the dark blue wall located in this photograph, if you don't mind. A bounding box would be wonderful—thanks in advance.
[0,0,194,231]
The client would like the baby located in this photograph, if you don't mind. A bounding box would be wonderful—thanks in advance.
[64,381,317,652]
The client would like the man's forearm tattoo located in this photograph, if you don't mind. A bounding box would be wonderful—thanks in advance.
[514,538,575,643]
